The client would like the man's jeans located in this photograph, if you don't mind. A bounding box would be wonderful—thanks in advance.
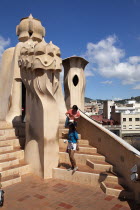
[65,117,77,128]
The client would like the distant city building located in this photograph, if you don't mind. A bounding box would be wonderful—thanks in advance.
[103,100,140,139]
[84,100,103,116]
[85,99,140,140]
[103,100,114,119]
[115,100,140,114]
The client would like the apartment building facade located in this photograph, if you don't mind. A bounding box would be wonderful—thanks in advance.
[121,113,140,136]
[103,100,140,140]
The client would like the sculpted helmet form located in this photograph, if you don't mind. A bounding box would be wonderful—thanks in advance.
[16,14,45,42]
[18,15,62,97]
[18,39,62,72]
[18,14,62,72]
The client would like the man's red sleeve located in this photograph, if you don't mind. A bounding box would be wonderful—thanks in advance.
[77,111,80,117]
[66,110,70,115]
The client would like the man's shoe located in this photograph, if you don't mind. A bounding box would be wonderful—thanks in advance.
[73,166,78,172]
[67,168,72,171]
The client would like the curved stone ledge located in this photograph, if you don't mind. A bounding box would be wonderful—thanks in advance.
[79,111,140,156]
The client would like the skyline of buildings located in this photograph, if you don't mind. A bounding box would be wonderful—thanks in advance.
[84,99,140,151]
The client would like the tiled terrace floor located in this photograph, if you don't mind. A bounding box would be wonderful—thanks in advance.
[1,174,140,210]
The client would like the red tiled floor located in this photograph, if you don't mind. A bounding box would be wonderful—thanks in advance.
[111,204,123,209]
[104,195,115,201]
[115,204,123,208]
[1,174,134,209]
[53,183,67,188]
[17,195,30,202]
[34,194,46,199]
[59,202,73,209]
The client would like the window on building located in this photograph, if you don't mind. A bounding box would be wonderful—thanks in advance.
[129,118,132,121]
[129,125,132,129]
[135,118,140,121]
[123,125,126,129]
[135,125,140,129]
[123,118,126,121]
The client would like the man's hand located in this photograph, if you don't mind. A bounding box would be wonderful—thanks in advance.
[66,114,70,119]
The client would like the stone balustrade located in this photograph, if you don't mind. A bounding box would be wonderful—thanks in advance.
[77,111,140,203]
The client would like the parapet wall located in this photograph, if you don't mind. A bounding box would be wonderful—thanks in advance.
[77,111,140,202]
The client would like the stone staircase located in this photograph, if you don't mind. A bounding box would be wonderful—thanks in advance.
[0,125,31,188]
[52,127,134,200]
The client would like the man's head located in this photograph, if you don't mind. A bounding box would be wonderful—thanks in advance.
[69,123,76,131]
[72,105,78,111]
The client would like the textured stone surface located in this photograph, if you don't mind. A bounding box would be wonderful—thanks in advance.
[17,15,66,179]
[63,56,88,111]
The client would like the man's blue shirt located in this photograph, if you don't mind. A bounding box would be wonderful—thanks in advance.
[68,131,78,143]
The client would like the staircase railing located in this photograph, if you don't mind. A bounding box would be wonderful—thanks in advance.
[77,109,140,203]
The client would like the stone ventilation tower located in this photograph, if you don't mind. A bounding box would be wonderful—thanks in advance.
[17,15,64,178]
[0,14,65,178]
[63,56,88,111]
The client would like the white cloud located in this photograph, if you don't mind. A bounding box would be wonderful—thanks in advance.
[84,66,94,77]
[128,56,140,64]
[83,35,140,86]
[133,84,140,89]
[85,70,94,77]
[0,36,10,58]
[100,80,112,84]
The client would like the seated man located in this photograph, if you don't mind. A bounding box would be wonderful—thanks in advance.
[65,105,80,128]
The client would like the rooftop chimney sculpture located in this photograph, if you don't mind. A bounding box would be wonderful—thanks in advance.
[63,56,88,111]
[0,15,87,178]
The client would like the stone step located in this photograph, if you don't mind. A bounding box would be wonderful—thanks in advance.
[59,132,81,139]
[59,128,81,139]
[0,136,17,141]
[59,152,105,165]
[0,128,16,138]
[0,157,19,170]
[0,121,13,129]
[0,145,13,153]
[0,162,31,177]
[0,149,24,160]
[78,140,89,146]
[58,129,67,136]
[78,146,97,154]
[53,166,101,187]
[86,159,113,171]
[55,164,124,186]
[60,146,97,154]
[1,174,21,188]
[0,138,20,147]
[58,162,104,173]
[59,128,69,135]
[59,124,65,129]
[99,171,123,185]
[59,139,89,148]
[100,181,134,200]
[53,165,117,187]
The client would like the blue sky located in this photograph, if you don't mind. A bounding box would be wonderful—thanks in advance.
[0,0,140,100]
